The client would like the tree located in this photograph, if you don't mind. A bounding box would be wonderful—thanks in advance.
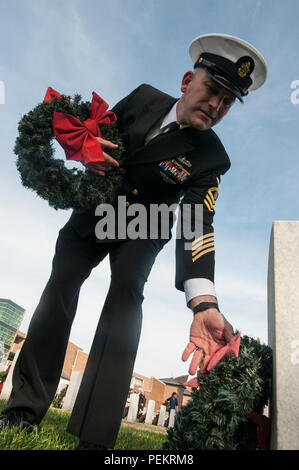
[52,385,68,409]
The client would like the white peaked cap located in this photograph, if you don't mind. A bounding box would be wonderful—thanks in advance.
[189,33,267,93]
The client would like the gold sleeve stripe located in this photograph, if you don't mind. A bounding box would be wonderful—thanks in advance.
[204,198,214,212]
[192,236,214,252]
[205,192,214,207]
[192,241,215,258]
[203,186,220,212]
[192,232,214,246]
[192,246,215,263]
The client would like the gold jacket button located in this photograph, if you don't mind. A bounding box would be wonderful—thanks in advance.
[132,188,139,196]
[126,201,130,207]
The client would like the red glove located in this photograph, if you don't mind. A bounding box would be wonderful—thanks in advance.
[183,333,241,389]
[201,332,241,373]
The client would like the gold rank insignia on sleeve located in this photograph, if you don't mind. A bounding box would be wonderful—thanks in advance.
[204,186,219,212]
[191,232,215,262]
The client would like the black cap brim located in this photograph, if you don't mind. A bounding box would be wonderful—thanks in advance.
[203,67,244,103]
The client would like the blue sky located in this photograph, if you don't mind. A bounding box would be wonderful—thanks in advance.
[1,0,299,378]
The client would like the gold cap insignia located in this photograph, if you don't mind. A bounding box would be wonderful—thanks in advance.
[236,56,255,79]
[238,61,251,77]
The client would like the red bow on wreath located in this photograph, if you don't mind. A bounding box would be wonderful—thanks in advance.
[43,86,117,165]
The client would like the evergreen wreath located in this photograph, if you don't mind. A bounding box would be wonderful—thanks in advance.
[14,90,126,213]
[163,335,272,450]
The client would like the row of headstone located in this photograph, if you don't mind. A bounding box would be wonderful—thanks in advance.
[126,393,175,428]
[1,362,176,430]
[1,360,176,430]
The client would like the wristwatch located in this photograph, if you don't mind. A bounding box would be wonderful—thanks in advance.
[193,302,219,314]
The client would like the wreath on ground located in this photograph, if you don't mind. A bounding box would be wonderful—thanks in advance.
[163,335,272,450]
[14,87,126,213]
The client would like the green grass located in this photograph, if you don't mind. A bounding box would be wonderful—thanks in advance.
[115,423,167,450]
[0,400,167,450]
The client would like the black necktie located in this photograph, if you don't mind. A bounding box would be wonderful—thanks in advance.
[163,122,180,133]
[148,122,180,146]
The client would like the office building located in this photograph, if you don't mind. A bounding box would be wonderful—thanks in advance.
[0,298,25,365]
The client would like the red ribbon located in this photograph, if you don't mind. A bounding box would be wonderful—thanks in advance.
[43,87,117,165]
[246,410,271,449]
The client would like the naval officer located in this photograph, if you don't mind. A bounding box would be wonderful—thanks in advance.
[0,34,267,450]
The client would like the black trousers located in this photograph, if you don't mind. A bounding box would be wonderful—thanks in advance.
[4,221,166,448]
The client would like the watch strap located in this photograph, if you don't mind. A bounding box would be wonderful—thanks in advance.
[193,302,219,314]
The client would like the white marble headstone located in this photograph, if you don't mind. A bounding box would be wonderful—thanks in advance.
[268,221,299,449]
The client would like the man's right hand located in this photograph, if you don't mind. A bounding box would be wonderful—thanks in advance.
[84,137,119,176]
[182,308,234,375]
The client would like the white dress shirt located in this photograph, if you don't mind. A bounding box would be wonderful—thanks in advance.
[145,102,217,307]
